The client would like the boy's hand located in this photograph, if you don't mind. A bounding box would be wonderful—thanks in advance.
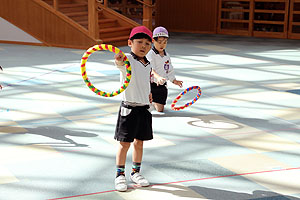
[173,79,183,88]
[115,52,124,66]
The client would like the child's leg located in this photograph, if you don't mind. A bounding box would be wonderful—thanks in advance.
[154,102,165,112]
[130,139,149,186]
[132,139,143,175]
[132,139,143,164]
[116,141,131,177]
[115,141,131,192]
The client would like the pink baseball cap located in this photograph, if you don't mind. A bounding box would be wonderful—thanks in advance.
[129,26,153,40]
[153,26,169,38]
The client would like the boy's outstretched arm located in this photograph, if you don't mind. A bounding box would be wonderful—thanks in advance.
[114,52,125,66]
[114,52,126,79]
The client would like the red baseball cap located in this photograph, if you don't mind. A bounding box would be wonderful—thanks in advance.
[129,26,153,40]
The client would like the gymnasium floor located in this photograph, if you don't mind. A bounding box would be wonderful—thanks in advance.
[1,33,300,200]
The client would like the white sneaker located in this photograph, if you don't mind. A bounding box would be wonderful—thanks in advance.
[115,175,127,192]
[130,173,150,187]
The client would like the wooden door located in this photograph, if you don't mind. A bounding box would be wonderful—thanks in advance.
[217,0,253,36]
[288,0,300,39]
[253,0,290,39]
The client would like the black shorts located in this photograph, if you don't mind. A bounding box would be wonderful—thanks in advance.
[114,102,153,142]
[151,82,168,105]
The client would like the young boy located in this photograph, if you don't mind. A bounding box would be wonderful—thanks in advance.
[114,26,153,192]
[147,26,183,112]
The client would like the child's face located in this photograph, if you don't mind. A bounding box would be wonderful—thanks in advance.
[153,37,168,53]
[128,38,152,58]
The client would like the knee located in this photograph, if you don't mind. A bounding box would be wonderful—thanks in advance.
[119,142,131,151]
[155,104,164,112]
[133,139,143,149]
[157,108,164,112]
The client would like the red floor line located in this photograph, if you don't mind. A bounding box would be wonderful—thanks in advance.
[48,166,300,200]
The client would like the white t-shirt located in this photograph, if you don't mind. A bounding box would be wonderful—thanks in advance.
[146,47,176,84]
[117,53,152,105]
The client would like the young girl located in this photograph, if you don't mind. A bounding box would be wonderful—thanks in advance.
[147,26,183,112]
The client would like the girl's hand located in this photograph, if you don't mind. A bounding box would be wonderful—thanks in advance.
[156,76,166,86]
[173,79,183,88]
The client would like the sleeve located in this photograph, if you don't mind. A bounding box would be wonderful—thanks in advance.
[166,55,176,82]
[146,50,152,60]
[147,50,156,72]
[115,61,127,80]
[146,50,155,66]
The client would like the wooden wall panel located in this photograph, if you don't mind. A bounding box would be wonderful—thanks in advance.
[156,0,218,33]
[0,0,97,49]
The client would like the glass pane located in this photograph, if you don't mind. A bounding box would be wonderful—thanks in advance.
[294,3,300,11]
[254,13,285,21]
[221,22,249,30]
[222,11,249,20]
[255,2,285,10]
[254,24,284,32]
[292,25,300,33]
[222,1,250,9]
[293,14,300,23]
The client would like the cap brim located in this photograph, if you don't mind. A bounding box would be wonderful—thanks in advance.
[153,33,169,38]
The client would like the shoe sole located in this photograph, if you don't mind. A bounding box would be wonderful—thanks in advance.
[116,188,127,192]
[116,185,127,192]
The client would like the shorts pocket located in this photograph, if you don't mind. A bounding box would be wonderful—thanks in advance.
[120,107,132,117]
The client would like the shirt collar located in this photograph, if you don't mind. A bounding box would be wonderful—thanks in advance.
[130,52,150,66]
[152,47,166,56]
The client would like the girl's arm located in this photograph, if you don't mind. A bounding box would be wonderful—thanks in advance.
[172,79,183,87]
[151,69,166,85]
[167,57,183,87]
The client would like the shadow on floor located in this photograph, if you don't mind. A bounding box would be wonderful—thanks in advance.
[17,126,98,147]
[189,186,300,200]
[135,184,299,200]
